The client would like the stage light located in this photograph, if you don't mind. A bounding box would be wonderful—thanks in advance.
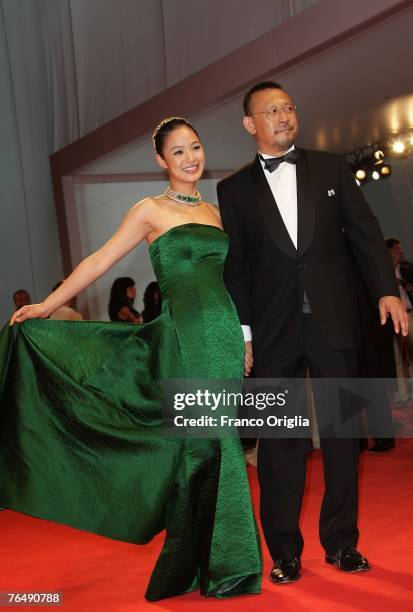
[393,140,405,154]
[373,150,384,163]
[355,168,367,181]
[348,138,400,185]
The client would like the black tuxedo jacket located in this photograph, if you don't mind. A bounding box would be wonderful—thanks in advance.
[217,148,398,365]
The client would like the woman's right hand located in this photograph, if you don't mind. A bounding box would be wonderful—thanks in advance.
[10,303,50,326]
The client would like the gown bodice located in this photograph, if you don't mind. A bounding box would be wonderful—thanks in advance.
[149,223,244,378]
[149,222,229,299]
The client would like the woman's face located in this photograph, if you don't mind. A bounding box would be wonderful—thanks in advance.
[156,126,205,184]
[126,285,136,300]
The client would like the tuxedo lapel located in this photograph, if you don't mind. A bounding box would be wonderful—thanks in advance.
[250,155,297,259]
[296,148,315,257]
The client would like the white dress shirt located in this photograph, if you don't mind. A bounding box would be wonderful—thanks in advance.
[242,145,298,342]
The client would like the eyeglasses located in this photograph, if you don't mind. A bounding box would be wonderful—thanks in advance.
[250,104,297,118]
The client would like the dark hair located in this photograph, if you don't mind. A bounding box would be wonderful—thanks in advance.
[108,277,135,321]
[385,238,401,249]
[13,289,29,299]
[243,81,283,116]
[13,289,30,305]
[152,117,200,156]
[142,281,162,323]
[143,281,161,307]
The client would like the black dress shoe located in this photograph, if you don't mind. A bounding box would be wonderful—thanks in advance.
[270,557,301,584]
[325,547,370,572]
[368,439,395,453]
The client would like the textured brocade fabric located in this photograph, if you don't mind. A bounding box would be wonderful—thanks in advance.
[0,224,262,601]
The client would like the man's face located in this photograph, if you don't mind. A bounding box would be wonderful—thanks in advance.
[389,243,404,264]
[14,291,31,309]
[243,88,298,155]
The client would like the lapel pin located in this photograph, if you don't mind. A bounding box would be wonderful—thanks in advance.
[328,189,336,197]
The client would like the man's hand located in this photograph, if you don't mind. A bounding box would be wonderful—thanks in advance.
[379,296,409,336]
[244,341,253,377]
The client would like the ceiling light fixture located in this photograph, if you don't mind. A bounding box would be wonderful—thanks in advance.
[373,150,385,164]
[392,140,405,154]
[355,168,367,181]
[380,164,392,177]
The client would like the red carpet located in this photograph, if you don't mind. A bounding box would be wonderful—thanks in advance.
[1,440,412,611]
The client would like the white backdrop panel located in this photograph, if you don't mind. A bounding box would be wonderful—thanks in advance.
[162,0,319,85]
[0,0,76,323]
[0,6,33,323]
[69,0,166,135]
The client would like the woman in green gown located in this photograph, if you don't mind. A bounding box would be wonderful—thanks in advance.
[0,118,261,601]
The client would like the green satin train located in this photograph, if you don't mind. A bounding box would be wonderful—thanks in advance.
[0,224,262,601]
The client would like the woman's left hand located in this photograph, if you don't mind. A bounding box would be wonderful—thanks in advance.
[244,341,253,377]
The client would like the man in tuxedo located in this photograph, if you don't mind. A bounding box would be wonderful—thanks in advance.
[217,81,408,584]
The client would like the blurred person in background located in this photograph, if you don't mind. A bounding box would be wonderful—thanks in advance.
[108,277,142,323]
[386,238,413,402]
[49,281,83,321]
[13,289,31,311]
[141,281,162,323]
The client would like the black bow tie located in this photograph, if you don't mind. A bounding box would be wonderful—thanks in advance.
[259,150,299,173]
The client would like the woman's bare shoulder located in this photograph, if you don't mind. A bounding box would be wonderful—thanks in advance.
[204,202,221,223]
[130,196,158,211]
[128,195,166,220]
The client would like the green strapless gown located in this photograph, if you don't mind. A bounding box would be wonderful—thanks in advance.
[0,224,262,601]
